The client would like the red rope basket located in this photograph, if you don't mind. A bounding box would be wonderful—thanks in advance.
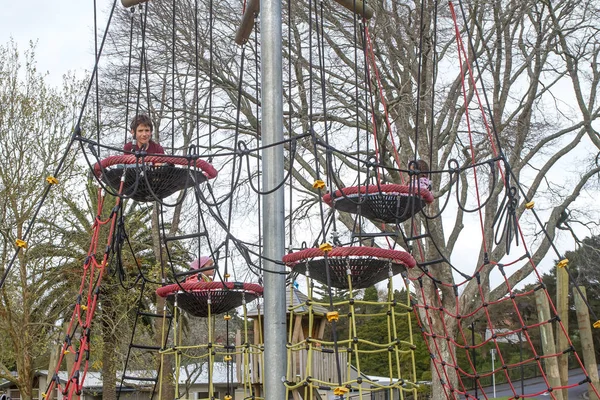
[156,281,263,317]
[93,155,218,201]
[93,154,218,179]
[283,246,416,289]
[322,184,433,223]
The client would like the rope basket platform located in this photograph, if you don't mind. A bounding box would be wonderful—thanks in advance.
[93,155,218,202]
[283,246,416,289]
[323,184,434,223]
[156,281,263,317]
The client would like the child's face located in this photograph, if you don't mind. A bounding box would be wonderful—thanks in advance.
[132,123,152,146]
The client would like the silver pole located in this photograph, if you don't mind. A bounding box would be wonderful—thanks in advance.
[491,348,496,398]
[260,0,286,396]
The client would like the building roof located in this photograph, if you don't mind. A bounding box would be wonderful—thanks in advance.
[0,363,239,391]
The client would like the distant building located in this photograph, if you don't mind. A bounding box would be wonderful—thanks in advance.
[485,328,521,344]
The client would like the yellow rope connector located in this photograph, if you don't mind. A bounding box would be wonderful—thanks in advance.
[224,355,232,361]
[63,350,70,355]
[334,387,349,396]
[593,321,600,329]
[224,315,232,321]
[42,393,47,399]
[224,396,232,400]
[319,242,333,252]
[224,273,230,279]
[16,239,28,249]
[81,305,88,311]
[326,311,339,322]
[313,179,326,189]
[557,259,569,268]
[525,201,535,209]
[46,176,59,185]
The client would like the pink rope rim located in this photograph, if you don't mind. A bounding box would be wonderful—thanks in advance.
[156,281,263,298]
[283,246,416,269]
[322,184,434,206]
[93,155,218,180]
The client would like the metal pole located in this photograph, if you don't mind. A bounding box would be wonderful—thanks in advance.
[472,322,477,399]
[491,348,496,398]
[260,0,286,396]
[520,331,524,396]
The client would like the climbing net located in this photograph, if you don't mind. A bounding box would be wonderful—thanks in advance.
[282,246,420,398]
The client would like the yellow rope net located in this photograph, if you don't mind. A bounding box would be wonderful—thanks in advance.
[157,293,264,399]
[285,271,420,399]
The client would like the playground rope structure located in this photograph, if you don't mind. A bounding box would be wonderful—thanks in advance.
[2,0,599,399]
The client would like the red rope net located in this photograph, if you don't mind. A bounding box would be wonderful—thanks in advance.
[404,3,600,400]
[44,186,123,399]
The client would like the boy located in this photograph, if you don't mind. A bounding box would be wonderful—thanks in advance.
[124,114,165,154]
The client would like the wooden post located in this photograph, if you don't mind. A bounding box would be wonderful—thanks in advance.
[234,0,260,45]
[535,290,564,400]
[557,267,569,400]
[121,0,148,7]
[574,286,600,400]
[332,0,374,19]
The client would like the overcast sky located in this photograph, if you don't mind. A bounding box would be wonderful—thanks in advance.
[0,0,112,84]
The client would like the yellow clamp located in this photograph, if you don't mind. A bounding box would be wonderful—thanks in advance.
[224,355,232,361]
[16,239,28,249]
[594,321,600,329]
[224,315,232,321]
[313,180,326,189]
[42,393,47,399]
[326,311,339,322]
[557,259,569,268]
[525,201,534,209]
[334,387,349,395]
[81,305,88,311]
[46,176,59,185]
[224,273,231,279]
[63,350,70,355]
[224,396,232,400]
[319,242,333,252]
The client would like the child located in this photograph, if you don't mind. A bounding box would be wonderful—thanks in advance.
[186,256,215,283]
[123,114,165,154]
[410,159,431,191]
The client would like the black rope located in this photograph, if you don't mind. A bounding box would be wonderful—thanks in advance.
[413,0,427,161]
[428,0,439,180]
[171,0,176,151]
[93,0,101,159]
[124,7,136,146]
[455,0,506,162]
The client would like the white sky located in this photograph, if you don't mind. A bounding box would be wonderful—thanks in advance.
[0,0,112,84]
